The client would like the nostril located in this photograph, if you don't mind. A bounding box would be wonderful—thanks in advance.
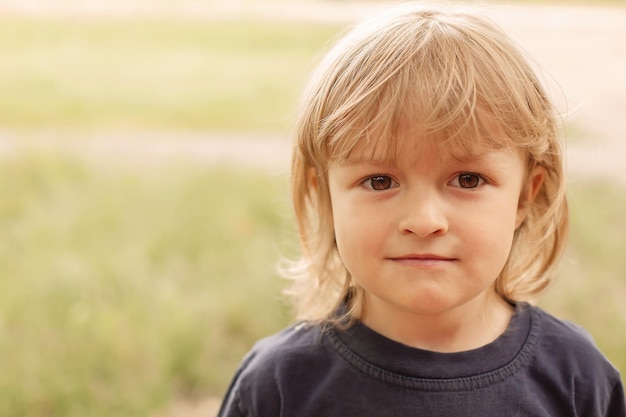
[399,209,448,237]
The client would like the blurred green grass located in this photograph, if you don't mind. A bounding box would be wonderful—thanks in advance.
[0,154,623,416]
[0,17,341,131]
[0,155,294,415]
[540,181,626,366]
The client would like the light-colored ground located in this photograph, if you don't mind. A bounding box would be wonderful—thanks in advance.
[1,1,625,185]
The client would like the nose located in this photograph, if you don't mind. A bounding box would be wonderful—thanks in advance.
[397,190,448,237]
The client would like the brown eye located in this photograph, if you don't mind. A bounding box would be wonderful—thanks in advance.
[457,173,481,188]
[369,176,393,190]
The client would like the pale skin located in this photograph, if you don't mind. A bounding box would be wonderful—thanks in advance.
[327,132,544,353]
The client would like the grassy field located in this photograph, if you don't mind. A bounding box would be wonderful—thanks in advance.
[0,155,294,415]
[0,4,624,416]
[540,181,626,365]
[0,154,623,416]
[0,17,342,132]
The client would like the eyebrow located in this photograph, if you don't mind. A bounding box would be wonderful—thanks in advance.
[337,156,397,167]
[339,147,513,168]
[449,152,484,163]
[451,150,520,173]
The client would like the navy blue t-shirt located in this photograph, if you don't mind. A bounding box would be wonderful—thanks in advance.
[218,303,626,416]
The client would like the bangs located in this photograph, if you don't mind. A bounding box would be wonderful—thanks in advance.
[331,100,512,167]
[311,7,554,167]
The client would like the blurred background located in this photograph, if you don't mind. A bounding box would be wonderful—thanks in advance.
[0,0,624,415]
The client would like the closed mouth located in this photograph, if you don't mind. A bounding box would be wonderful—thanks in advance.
[388,254,457,266]
[390,254,455,261]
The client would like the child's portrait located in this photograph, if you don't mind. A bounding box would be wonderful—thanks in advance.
[2,0,623,415]
[218,3,625,416]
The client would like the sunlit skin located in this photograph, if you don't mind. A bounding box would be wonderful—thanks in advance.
[327,134,544,353]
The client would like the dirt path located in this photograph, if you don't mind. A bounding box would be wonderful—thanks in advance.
[1,2,625,186]
[2,130,625,186]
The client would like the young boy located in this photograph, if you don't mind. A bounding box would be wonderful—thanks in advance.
[218,3,626,416]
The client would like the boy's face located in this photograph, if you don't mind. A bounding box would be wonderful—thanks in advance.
[327,134,539,331]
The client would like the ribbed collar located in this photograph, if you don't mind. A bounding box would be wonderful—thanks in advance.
[327,303,540,391]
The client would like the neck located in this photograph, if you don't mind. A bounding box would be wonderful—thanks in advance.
[359,292,514,353]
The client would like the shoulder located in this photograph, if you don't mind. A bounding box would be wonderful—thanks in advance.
[521,305,626,415]
[528,305,625,408]
[531,305,611,365]
[218,322,334,417]
[243,321,329,374]
[533,306,593,344]
[531,305,615,370]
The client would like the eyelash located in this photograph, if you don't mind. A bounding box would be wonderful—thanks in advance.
[360,175,399,191]
[449,172,487,189]
[360,172,487,191]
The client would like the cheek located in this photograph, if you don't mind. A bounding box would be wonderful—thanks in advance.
[463,200,519,260]
[333,203,367,248]
[331,200,389,266]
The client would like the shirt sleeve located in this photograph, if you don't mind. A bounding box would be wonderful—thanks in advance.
[216,342,283,417]
[216,368,247,417]
[605,377,626,417]
[217,387,245,417]
[217,350,258,417]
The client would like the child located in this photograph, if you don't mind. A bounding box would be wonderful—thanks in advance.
[218,3,626,416]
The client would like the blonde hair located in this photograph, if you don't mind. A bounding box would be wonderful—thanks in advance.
[284,3,568,323]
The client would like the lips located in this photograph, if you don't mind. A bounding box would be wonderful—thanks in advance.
[391,254,455,261]
[388,254,457,266]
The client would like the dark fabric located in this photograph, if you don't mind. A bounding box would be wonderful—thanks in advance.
[217,303,626,417]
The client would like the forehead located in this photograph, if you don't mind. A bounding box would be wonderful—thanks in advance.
[337,118,513,166]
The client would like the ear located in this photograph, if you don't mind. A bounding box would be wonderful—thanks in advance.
[516,165,545,228]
